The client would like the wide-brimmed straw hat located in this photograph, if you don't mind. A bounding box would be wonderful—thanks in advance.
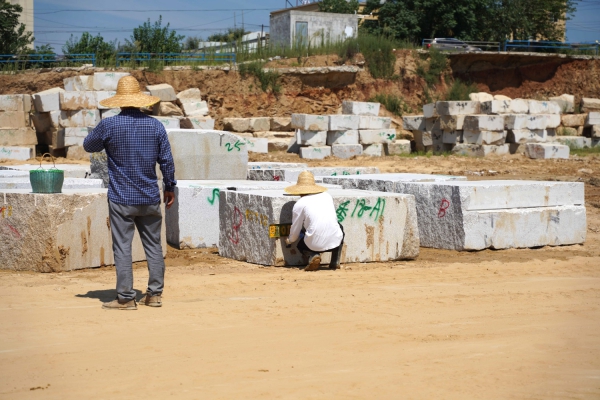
[284,171,328,195]
[99,76,160,108]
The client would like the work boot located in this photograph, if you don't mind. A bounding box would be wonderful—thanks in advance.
[329,247,341,270]
[102,298,137,310]
[139,292,162,307]
[304,253,321,271]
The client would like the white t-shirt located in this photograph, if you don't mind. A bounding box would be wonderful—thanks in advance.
[288,192,344,252]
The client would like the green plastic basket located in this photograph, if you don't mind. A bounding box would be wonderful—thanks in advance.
[29,153,64,194]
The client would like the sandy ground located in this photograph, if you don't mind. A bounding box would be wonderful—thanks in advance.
[1,153,600,399]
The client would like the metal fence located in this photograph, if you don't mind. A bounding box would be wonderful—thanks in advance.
[421,39,600,55]
[0,53,96,66]
[115,52,236,67]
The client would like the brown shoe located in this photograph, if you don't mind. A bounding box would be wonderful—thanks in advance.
[139,293,162,307]
[102,299,137,310]
[304,254,321,271]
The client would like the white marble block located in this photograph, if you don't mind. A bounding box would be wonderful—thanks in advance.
[359,129,396,144]
[0,94,31,112]
[0,146,34,160]
[439,115,465,131]
[299,146,331,159]
[403,115,426,131]
[180,100,209,117]
[586,112,600,126]
[0,128,37,146]
[241,137,268,153]
[32,88,64,112]
[362,143,384,156]
[291,114,329,131]
[480,100,512,114]
[247,166,379,182]
[63,75,94,91]
[505,114,548,130]
[332,144,362,159]
[59,110,100,128]
[150,116,180,130]
[452,144,510,157]
[93,72,130,91]
[423,103,438,118]
[385,140,411,155]
[327,130,359,145]
[0,111,30,129]
[436,101,481,116]
[341,101,380,116]
[528,100,561,114]
[463,115,505,131]
[329,114,360,130]
[297,130,327,146]
[60,91,97,111]
[463,130,506,145]
[526,143,570,159]
[359,116,392,129]
[506,129,548,143]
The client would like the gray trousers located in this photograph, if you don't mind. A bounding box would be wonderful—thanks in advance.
[108,201,165,302]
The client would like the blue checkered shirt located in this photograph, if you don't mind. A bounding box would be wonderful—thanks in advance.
[84,109,176,206]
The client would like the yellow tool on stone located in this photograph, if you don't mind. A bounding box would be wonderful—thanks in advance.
[269,224,292,238]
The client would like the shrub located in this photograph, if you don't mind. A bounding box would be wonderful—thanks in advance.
[370,93,404,117]
[417,48,448,86]
[445,79,478,101]
[238,61,280,93]
[359,34,395,79]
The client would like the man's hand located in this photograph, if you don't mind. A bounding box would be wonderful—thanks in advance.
[164,191,175,209]
[285,238,292,246]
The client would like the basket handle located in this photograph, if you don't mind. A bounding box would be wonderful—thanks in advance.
[37,153,57,170]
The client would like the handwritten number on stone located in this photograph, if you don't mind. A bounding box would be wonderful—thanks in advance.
[229,207,243,245]
[207,188,220,205]
[438,198,450,218]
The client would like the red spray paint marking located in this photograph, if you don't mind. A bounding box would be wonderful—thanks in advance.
[7,224,20,238]
[438,199,450,218]
[229,207,243,245]
[273,176,281,181]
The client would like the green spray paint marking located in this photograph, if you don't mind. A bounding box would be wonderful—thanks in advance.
[225,140,243,152]
[207,188,220,205]
[336,200,351,222]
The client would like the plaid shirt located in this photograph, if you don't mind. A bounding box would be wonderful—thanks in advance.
[84,109,176,206]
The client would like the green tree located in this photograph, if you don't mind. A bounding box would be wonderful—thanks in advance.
[125,16,184,53]
[0,0,34,54]
[184,36,202,50]
[34,44,55,54]
[63,32,116,59]
[319,0,360,14]
[207,28,247,43]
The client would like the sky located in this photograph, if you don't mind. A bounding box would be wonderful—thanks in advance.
[28,0,600,53]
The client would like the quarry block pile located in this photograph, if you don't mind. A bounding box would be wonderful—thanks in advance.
[247,166,380,182]
[222,117,294,153]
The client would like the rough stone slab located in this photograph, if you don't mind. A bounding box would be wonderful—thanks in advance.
[248,162,308,170]
[218,189,419,266]
[494,95,512,101]
[297,130,327,146]
[60,91,97,111]
[332,144,362,159]
[385,140,411,155]
[413,130,432,152]
[505,114,547,130]
[65,145,88,160]
[93,72,130,91]
[0,163,91,178]
[247,117,270,132]
[60,109,100,128]
[241,137,268,153]
[439,115,465,131]
[223,118,250,132]
[0,128,37,146]
[544,114,561,128]
[166,129,248,180]
[553,136,591,149]
[359,129,396,144]
[300,146,331,159]
[152,101,183,117]
[180,100,209,117]
[166,180,290,249]
[329,114,360,130]
[270,117,292,131]
[291,114,329,131]
[506,129,548,143]
[0,146,34,160]
[480,100,512,114]
[64,136,85,147]
[0,178,103,190]
[0,189,165,271]
[586,112,600,126]
[463,115,505,131]
[442,130,462,144]
[509,99,529,114]
[526,143,569,159]
[426,117,442,134]
[561,114,586,127]
[362,143,384,156]
[423,103,438,118]
[469,92,493,102]
[321,174,467,191]
[452,144,509,157]
[101,109,120,119]
[63,75,94,91]
[176,88,201,103]
[64,127,91,138]
[560,127,578,136]
[32,88,64,112]
[0,111,30,129]
[581,98,600,113]
[341,101,380,116]
[150,116,180,130]
[436,101,481,116]
[0,170,29,178]
[549,94,575,113]
[403,116,426,131]
[359,116,391,130]
[327,130,359,145]
[181,116,215,130]
[463,130,506,145]
[145,83,177,102]
[528,100,561,114]
[0,94,30,112]
[247,166,379,182]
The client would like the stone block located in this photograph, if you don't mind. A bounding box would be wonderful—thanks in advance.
[0,94,30,112]
[0,146,34,160]
[0,189,166,271]
[31,111,57,133]
[463,130,506,145]
[553,136,591,149]
[506,129,548,143]
[150,116,180,130]
[0,170,29,178]
[181,117,215,130]
[166,130,248,180]
[469,92,493,102]
[145,83,177,102]
[90,151,108,187]
[0,128,37,146]
[166,180,291,249]
[550,94,575,113]
[64,136,85,147]
[321,174,466,191]
[286,136,300,154]
[436,101,480,116]
[297,130,327,146]
[586,112,600,126]
[93,72,130,91]
[32,88,64,112]
[385,140,411,155]
[403,115,426,131]
[480,100,512,115]
[509,99,529,114]
[559,127,578,136]
[0,178,103,190]
[63,75,94,91]
[362,143,384,156]
[176,88,202,103]
[423,103,438,118]
[332,144,362,159]
[505,114,547,130]
[509,143,526,154]
[241,137,268,153]
[248,117,270,132]
[101,109,120,119]
[291,114,329,131]
[544,114,561,128]
[0,163,90,178]
[65,145,87,160]
[247,166,378,182]
[581,98,600,113]
[270,117,292,131]
[218,189,419,266]
[327,130,359,145]
[248,162,308,170]
[528,100,561,114]
[152,101,183,117]
[526,143,569,159]
[494,95,511,101]
[0,111,30,129]
[439,115,465,131]
[64,127,91,138]
[341,101,380,116]
[223,118,250,132]
[359,116,392,129]
[463,115,505,131]
[329,114,360,131]
[426,117,442,134]
[60,91,97,111]
[452,144,509,157]
[413,130,432,151]
[180,100,209,117]
[561,114,586,127]
[443,130,462,144]
[359,129,396,144]
[60,109,100,128]
[299,146,331,159]
[39,129,65,148]
[592,125,600,139]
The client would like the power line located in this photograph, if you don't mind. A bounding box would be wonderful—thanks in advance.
[27,8,277,15]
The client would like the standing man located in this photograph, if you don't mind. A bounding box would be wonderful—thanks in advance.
[284,171,344,271]
[84,75,176,310]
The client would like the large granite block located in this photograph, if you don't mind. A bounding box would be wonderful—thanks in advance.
[526,143,569,159]
[463,115,505,131]
[452,144,509,157]
[223,118,250,132]
[291,114,329,131]
[60,91,97,111]
[181,116,215,130]
[506,129,548,143]
[180,100,209,117]
[342,101,380,116]
[0,128,37,146]
[436,101,480,116]
[270,117,292,131]
[423,103,438,118]
[561,114,586,127]
[439,115,465,131]
[586,112,600,126]
[332,144,362,159]
[146,83,177,102]
[442,130,462,144]
[480,100,512,114]
[297,130,327,146]
[299,146,331,159]
[327,130,359,145]
[0,111,30,129]
[0,146,34,160]
[362,143,384,156]
[241,137,268,153]
[553,136,591,149]
[581,98,600,113]
[247,166,380,182]
[385,140,411,155]
[0,163,91,178]
[32,88,64,112]
[218,189,419,266]
[150,116,180,129]
[93,72,130,91]
[0,94,30,112]
[549,94,575,113]
[505,114,547,130]
[359,129,396,144]
[321,173,466,191]
[63,75,94,91]
[0,170,29,178]
[0,178,103,190]
[329,114,360,130]
[248,162,308,170]
[0,189,166,272]
[60,110,100,128]
[528,100,561,114]
[359,116,391,129]
[463,130,506,145]
[403,116,426,131]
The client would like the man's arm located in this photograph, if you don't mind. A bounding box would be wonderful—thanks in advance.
[157,127,176,208]
[83,121,106,153]
[286,203,304,244]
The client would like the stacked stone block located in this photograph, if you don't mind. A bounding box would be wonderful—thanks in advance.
[222,116,294,152]
[0,94,36,160]
[247,166,380,182]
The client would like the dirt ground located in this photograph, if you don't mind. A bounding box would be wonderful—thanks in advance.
[1,154,600,399]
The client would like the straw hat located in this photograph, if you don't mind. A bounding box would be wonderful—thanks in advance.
[284,171,328,195]
[98,76,160,108]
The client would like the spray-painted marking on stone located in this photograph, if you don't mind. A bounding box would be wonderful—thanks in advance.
[0,206,13,218]
[207,188,220,205]
[336,200,351,222]
[1,221,20,238]
[225,140,243,152]
[438,198,450,218]
[245,209,268,226]
[273,175,281,181]
[337,198,386,222]
[229,207,243,245]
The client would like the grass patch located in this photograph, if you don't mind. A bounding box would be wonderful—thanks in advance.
[369,93,409,116]
[445,79,478,101]
[569,146,600,156]
[238,61,280,93]
[417,48,448,86]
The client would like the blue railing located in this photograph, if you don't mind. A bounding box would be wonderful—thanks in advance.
[503,40,599,55]
[116,52,236,67]
[0,53,96,66]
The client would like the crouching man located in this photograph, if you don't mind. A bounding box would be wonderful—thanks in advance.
[284,171,344,271]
